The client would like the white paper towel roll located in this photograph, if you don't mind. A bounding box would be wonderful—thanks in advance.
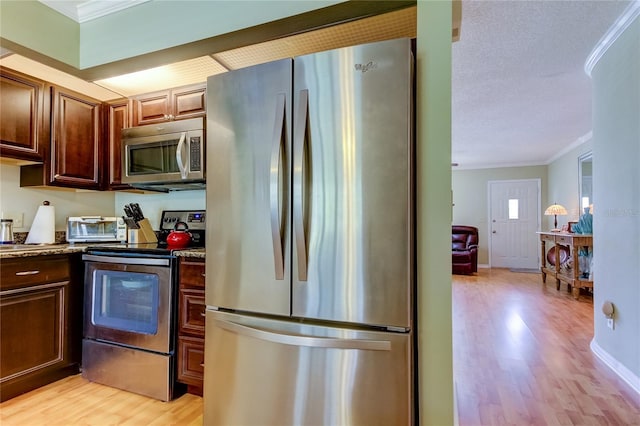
[25,201,55,244]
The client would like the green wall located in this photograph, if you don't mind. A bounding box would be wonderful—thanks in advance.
[452,165,547,265]
[416,1,454,424]
[80,1,343,68]
[0,0,79,67]
[590,14,640,387]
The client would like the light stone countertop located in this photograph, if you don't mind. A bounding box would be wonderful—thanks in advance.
[0,244,206,259]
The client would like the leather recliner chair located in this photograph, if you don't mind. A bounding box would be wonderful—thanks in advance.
[452,225,479,275]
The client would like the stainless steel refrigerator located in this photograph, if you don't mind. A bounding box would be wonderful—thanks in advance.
[205,38,414,425]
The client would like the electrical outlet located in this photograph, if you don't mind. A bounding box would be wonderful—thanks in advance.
[3,212,24,228]
[607,318,614,330]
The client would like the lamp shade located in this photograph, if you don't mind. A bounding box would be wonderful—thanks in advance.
[544,203,567,230]
[544,204,568,216]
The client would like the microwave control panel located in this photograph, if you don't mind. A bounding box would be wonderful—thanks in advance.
[190,137,201,171]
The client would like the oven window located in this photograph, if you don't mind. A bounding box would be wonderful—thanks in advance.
[92,271,159,334]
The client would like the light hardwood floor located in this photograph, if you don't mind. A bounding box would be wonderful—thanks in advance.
[2,269,638,425]
[0,376,203,425]
[453,268,640,425]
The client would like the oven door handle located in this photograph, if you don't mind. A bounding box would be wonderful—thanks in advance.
[82,254,171,266]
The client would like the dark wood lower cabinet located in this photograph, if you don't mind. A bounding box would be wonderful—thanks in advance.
[177,258,205,396]
[0,254,83,402]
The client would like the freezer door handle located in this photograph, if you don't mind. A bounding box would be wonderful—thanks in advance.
[270,94,286,280]
[215,319,391,351]
[293,89,309,281]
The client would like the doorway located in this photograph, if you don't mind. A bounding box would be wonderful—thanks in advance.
[488,179,541,269]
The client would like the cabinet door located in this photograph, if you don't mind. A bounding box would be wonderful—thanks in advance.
[50,87,103,189]
[106,99,132,189]
[177,335,204,390]
[179,288,205,336]
[0,69,47,161]
[172,84,206,120]
[133,90,170,125]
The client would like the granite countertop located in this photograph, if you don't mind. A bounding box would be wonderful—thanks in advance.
[173,247,206,258]
[0,244,206,259]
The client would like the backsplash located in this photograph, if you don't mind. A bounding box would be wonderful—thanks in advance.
[12,231,67,244]
[115,191,206,230]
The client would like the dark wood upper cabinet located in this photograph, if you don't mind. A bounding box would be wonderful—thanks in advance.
[105,99,132,189]
[20,86,103,190]
[49,87,103,189]
[0,69,48,162]
[133,83,205,126]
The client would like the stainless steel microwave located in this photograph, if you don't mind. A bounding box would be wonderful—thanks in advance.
[122,117,205,191]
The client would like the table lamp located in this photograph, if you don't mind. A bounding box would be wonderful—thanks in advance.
[544,203,568,231]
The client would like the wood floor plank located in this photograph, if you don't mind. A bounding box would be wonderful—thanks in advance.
[453,268,640,426]
[0,375,202,425]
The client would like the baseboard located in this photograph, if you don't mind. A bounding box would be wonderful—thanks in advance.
[478,263,490,269]
[590,338,640,395]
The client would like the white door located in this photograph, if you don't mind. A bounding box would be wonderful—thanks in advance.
[489,179,540,269]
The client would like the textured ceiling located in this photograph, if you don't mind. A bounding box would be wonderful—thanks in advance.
[452,0,631,169]
[5,1,634,169]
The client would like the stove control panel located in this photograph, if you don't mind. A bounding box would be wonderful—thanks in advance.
[159,210,206,231]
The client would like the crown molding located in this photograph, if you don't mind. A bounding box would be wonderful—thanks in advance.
[545,131,592,164]
[584,0,640,77]
[39,0,150,23]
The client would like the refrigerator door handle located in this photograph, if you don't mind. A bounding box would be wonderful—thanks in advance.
[270,94,286,280]
[215,318,392,351]
[293,89,309,281]
[175,131,188,179]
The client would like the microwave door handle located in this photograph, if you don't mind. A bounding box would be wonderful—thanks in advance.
[175,132,188,179]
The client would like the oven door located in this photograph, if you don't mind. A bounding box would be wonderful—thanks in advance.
[83,254,175,354]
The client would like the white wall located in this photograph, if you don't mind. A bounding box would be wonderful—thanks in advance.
[547,140,593,223]
[0,163,115,232]
[590,13,640,391]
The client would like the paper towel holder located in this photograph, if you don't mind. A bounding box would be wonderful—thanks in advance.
[25,200,56,245]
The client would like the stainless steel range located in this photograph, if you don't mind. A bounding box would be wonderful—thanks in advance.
[81,209,205,401]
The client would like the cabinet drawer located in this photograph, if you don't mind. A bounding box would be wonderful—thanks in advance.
[179,259,205,289]
[556,235,571,244]
[177,336,204,387]
[179,289,205,336]
[1,255,70,291]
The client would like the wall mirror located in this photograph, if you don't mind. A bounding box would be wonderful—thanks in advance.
[578,151,593,215]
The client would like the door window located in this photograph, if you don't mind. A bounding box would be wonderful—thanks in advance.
[92,270,159,334]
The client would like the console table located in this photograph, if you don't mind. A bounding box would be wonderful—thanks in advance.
[537,232,593,299]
